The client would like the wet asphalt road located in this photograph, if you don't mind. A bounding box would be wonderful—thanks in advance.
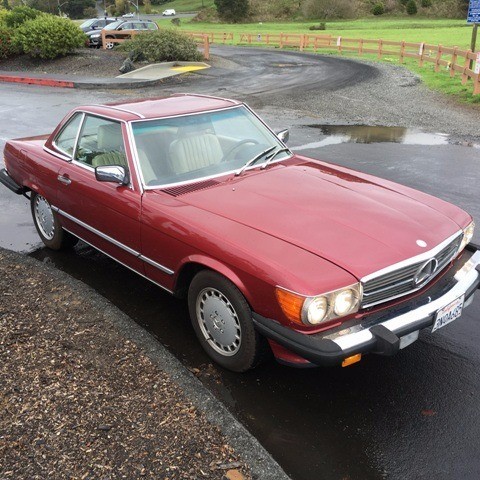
[1,48,480,480]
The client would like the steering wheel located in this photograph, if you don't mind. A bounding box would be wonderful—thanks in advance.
[221,139,259,163]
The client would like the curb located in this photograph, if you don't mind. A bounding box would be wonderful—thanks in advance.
[0,72,174,90]
[0,74,74,88]
[0,247,290,480]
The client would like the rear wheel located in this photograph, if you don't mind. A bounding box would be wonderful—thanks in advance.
[105,37,115,50]
[188,270,266,372]
[31,193,78,250]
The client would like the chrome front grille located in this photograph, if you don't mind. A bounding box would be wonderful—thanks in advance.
[361,234,462,308]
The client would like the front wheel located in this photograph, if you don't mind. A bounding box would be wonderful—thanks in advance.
[31,193,78,250]
[188,270,266,372]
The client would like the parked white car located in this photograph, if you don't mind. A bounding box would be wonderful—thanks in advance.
[162,9,176,16]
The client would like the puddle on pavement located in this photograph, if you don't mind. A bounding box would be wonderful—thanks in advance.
[293,124,451,151]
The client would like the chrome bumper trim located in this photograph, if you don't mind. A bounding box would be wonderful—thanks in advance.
[333,251,480,351]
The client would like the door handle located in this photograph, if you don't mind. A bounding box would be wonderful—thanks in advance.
[57,175,71,185]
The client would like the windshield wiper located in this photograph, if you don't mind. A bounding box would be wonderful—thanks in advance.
[261,147,292,170]
[234,146,276,177]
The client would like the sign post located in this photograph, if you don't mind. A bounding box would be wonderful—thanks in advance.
[468,1,480,69]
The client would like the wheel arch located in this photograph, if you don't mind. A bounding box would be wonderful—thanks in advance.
[174,256,251,304]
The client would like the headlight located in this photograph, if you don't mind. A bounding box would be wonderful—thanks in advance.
[305,296,328,325]
[276,283,362,326]
[459,221,475,253]
[91,34,101,38]
[333,289,359,316]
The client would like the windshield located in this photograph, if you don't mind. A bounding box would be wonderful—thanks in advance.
[104,20,123,30]
[80,19,96,29]
[131,105,291,187]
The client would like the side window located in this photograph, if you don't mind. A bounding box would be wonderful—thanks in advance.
[147,22,157,30]
[54,113,82,157]
[97,20,106,27]
[122,22,132,30]
[74,115,127,168]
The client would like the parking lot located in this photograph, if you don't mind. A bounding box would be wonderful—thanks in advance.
[1,47,480,479]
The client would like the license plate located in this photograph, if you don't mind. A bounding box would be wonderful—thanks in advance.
[432,295,464,332]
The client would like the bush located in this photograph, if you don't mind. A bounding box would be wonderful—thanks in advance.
[421,0,432,7]
[406,0,417,14]
[171,17,180,26]
[0,26,18,58]
[214,0,249,23]
[5,6,42,28]
[14,15,86,59]
[120,29,202,62]
[309,22,326,30]
[372,3,385,15]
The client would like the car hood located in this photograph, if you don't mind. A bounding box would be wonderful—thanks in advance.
[168,159,464,279]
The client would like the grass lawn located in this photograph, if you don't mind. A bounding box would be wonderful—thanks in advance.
[149,0,215,12]
[158,16,479,103]
[161,17,474,49]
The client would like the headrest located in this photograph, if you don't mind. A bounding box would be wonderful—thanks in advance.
[97,123,123,151]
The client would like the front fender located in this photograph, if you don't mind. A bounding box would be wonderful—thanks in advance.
[175,254,253,304]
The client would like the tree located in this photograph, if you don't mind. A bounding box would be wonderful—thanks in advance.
[214,0,249,23]
[63,0,96,19]
[406,0,417,15]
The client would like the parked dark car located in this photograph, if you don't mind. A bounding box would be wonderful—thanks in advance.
[79,17,117,33]
[86,19,158,48]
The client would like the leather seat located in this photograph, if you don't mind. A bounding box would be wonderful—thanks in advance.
[92,151,127,168]
[97,123,124,152]
[169,133,223,175]
[92,123,127,168]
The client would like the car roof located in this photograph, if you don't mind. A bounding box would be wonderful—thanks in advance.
[81,94,242,122]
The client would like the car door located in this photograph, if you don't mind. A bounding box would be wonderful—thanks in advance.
[54,113,144,273]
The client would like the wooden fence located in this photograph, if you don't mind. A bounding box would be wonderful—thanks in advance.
[183,31,480,95]
[101,30,210,60]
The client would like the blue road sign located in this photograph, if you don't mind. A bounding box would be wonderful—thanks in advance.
[468,0,480,23]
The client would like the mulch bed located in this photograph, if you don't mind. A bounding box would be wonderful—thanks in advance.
[0,49,128,78]
[0,248,250,479]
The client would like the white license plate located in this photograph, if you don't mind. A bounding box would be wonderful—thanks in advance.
[432,295,464,332]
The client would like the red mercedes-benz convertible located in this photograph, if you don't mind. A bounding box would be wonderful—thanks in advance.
[1,94,479,371]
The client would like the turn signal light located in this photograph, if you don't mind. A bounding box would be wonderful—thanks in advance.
[342,354,362,367]
[275,288,304,325]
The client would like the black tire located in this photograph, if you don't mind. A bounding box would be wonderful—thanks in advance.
[188,270,266,372]
[31,192,78,250]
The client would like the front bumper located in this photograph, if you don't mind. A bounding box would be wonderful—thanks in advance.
[253,248,480,366]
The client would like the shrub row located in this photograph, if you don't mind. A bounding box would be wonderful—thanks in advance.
[0,7,85,59]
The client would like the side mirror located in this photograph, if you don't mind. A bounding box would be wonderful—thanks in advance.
[95,165,130,185]
[276,129,289,144]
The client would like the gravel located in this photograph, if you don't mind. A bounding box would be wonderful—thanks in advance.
[0,248,286,479]
[0,49,128,78]
[166,47,480,140]
[255,59,480,140]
